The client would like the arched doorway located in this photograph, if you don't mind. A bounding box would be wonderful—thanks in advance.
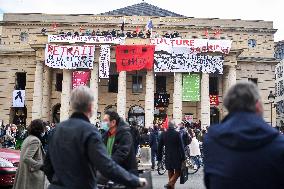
[52,104,61,123]
[210,107,220,124]
[128,105,145,127]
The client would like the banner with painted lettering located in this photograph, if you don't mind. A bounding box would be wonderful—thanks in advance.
[154,47,224,74]
[182,74,200,101]
[45,44,95,69]
[116,45,155,72]
[150,38,232,54]
[48,35,125,44]
[99,45,111,79]
[72,71,90,89]
[12,90,25,107]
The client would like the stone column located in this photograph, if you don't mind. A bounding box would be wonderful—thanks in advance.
[90,63,99,124]
[173,73,183,124]
[60,70,72,121]
[145,71,154,128]
[222,65,237,117]
[31,61,44,120]
[201,73,210,130]
[117,71,127,119]
[41,65,52,122]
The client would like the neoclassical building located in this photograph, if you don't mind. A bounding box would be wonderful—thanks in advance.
[0,2,278,128]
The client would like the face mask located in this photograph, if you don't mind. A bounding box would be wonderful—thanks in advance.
[101,122,109,132]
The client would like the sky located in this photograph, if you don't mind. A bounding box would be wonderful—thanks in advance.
[0,0,283,41]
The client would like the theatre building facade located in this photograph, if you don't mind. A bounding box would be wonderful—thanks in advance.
[0,2,278,129]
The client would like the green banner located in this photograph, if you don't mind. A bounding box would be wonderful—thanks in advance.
[182,74,200,101]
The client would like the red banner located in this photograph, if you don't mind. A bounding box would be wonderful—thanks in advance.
[116,45,155,72]
[72,71,90,89]
[210,95,219,106]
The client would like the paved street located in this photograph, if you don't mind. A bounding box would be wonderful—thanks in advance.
[152,168,205,189]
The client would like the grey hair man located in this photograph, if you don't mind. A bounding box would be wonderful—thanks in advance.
[43,86,147,189]
[203,82,284,189]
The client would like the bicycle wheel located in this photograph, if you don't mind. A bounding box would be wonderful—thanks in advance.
[186,156,200,174]
[157,159,166,175]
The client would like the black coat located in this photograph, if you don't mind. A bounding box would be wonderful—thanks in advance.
[103,119,138,175]
[43,112,140,189]
[204,112,284,189]
[157,127,185,170]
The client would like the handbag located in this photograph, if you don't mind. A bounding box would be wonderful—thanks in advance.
[180,162,188,184]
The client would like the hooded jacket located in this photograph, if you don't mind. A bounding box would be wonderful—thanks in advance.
[103,118,138,175]
[204,112,284,189]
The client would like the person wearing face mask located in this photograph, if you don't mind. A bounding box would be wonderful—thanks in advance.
[43,86,146,189]
[13,119,46,189]
[101,110,138,180]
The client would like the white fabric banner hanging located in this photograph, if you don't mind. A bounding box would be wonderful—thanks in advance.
[154,47,224,74]
[150,38,232,54]
[99,45,111,79]
[48,35,125,44]
[12,90,25,107]
[45,44,95,69]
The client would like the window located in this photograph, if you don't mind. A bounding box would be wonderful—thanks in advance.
[132,76,143,93]
[248,78,258,85]
[108,75,118,93]
[20,32,29,42]
[55,73,63,92]
[156,76,167,93]
[248,39,257,48]
[15,72,26,90]
[209,77,218,95]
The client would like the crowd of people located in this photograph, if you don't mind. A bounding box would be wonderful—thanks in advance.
[4,82,284,189]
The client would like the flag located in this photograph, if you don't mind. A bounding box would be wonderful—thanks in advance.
[214,29,221,37]
[162,115,168,130]
[52,23,57,31]
[121,18,125,32]
[204,29,209,38]
[146,20,153,30]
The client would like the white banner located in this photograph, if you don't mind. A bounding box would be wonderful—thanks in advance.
[154,48,224,74]
[150,38,232,54]
[48,35,125,44]
[12,90,25,107]
[45,44,95,69]
[99,45,111,79]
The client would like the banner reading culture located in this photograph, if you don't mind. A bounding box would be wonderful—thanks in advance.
[150,38,232,54]
[45,44,95,69]
[48,35,125,44]
[116,45,155,72]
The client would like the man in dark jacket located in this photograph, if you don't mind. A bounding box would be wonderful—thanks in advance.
[101,110,138,176]
[43,86,146,189]
[149,125,159,170]
[158,121,185,189]
[204,82,284,189]
[130,122,140,156]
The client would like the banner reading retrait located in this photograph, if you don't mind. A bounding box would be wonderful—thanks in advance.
[45,44,95,69]
[182,74,200,102]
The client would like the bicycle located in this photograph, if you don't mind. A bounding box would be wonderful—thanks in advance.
[184,146,202,174]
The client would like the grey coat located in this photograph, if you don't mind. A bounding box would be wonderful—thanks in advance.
[13,135,45,189]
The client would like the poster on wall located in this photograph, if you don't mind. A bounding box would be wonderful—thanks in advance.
[48,35,125,44]
[154,48,224,74]
[184,114,194,123]
[150,38,232,54]
[72,71,90,89]
[99,45,111,79]
[182,74,200,101]
[45,44,95,69]
[12,90,25,107]
[116,45,155,72]
[210,95,219,106]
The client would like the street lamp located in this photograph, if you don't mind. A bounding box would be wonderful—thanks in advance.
[268,91,275,126]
